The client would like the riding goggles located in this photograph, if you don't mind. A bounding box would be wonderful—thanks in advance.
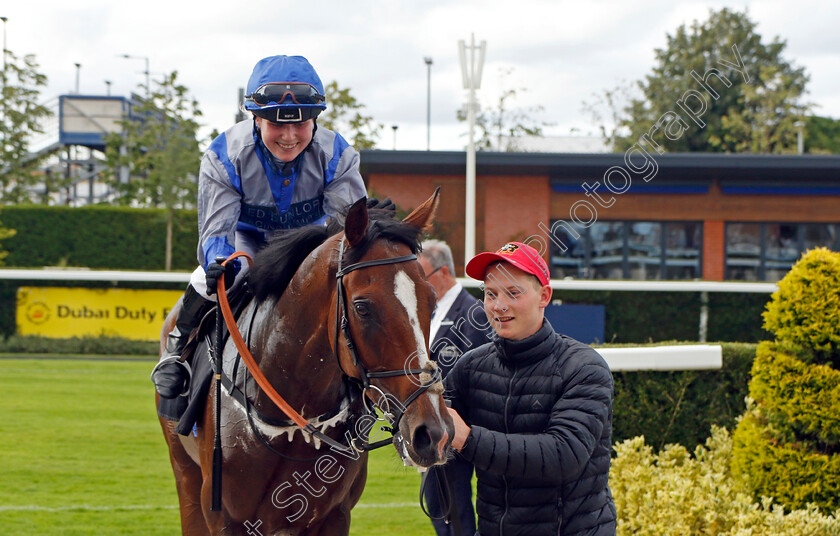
[247,82,325,107]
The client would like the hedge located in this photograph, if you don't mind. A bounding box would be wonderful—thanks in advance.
[0,334,159,356]
[0,205,198,270]
[550,290,770,344]
[611,342,755,450]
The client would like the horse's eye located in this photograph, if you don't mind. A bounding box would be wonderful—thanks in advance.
[353,300,371,317]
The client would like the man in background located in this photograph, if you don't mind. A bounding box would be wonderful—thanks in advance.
[419,239,491,536]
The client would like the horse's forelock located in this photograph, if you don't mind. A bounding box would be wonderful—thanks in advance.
[343,217,424,266]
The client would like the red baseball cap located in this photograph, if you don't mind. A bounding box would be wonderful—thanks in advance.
[466,242,550,287]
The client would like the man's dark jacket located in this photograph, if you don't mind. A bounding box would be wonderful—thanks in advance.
[431,287,492,375]
[445,319,616,536]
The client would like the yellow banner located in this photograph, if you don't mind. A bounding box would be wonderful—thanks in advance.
[16,287,184,341]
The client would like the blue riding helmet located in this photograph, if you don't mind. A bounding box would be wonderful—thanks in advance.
[243,55,327,123]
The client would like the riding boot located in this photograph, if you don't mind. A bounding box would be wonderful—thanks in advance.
[151,284,213,399]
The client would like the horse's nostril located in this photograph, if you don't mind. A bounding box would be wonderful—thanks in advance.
[412,425,434,454]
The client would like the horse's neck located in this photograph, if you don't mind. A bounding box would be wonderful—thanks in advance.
[250,274,344,418]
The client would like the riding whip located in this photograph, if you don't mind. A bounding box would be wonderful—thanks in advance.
[211,256,226,511]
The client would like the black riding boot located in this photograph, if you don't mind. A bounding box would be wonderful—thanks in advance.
[151,284,213,399]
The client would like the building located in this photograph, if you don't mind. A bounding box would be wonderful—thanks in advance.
[360,150,840,282]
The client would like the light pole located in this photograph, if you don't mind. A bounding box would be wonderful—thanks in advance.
[105,80,111,96]
[1,16,7,146]
[121,54,150,98]
[1,16,7,75]
[458,34,486,266]
[795,120,805,154]
[74,63,81,94]
[424,57,433,151]
[391,125,398,150]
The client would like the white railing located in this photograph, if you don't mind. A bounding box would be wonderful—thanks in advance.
[597,344,722,371]
[0,268,190,283]
[0,269,777,293]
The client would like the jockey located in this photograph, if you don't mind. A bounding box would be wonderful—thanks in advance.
[151,55,367,399]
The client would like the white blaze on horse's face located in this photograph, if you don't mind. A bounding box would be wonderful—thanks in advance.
[393,270,430,368]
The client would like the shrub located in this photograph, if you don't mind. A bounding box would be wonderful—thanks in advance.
[762,247,840,367]
[748,342,840,445]
[612,427,840,535]
[732,403,840,513]
[732,248,840,514]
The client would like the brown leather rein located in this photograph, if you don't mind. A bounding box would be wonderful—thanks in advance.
[214,251,354,452]
[216,252,305,426]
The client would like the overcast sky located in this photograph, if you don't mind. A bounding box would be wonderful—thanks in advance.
[4,0,839,151]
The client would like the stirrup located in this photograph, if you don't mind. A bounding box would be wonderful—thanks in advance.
[151,357,192,399]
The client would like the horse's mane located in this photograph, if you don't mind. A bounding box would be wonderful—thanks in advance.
[249,208,424,301]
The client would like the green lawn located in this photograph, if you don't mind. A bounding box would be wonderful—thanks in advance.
[0,358,448,535]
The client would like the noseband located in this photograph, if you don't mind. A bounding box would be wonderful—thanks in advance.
[334,236,443,451]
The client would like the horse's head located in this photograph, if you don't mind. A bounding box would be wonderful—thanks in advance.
[330,190,454,467]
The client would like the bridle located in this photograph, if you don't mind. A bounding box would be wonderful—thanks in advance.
[333,235,443,452]
[214,234,443,456]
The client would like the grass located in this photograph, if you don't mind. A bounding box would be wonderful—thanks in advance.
[0,357,450,535]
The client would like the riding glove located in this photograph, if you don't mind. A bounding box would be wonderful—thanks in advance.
[205,259,239,295]
[366,197,397,213]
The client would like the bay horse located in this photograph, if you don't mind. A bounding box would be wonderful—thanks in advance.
[156,191,454,535]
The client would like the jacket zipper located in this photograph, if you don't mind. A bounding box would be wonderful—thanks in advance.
[499,366,518,535]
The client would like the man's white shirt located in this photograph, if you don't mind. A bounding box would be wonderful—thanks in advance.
[429,282,463,342]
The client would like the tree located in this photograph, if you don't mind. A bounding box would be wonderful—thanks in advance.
[318,81,382,149]
[581,82,635,150]
[0,49,53,203]
[457,67,551,151]
[105,71,202,270]
[805,116,840,154]
[599,8,810,153]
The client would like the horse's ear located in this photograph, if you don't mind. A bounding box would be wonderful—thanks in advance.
[345,197,369,247]
[402,187,440,232]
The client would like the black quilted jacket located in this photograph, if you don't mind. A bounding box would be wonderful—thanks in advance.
[445,320,616,536]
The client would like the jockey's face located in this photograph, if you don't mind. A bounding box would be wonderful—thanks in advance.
[256,117,314,162]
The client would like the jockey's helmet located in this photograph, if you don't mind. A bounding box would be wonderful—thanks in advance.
[242,55,327,123]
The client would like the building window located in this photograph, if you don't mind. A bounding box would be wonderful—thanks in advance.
[666,222,702,279]
[724,223,761,281]
[725,222,840,281]
[549,220,702,280]
[591,222,625,279]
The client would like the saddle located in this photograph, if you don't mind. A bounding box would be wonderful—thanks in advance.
[157,280,253,431]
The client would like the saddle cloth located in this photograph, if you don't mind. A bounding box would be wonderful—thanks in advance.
[156,282,251,433]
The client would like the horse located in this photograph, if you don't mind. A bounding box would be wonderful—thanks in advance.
[156,191,454,535]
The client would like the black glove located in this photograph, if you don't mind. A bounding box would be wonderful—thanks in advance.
[366,197,396,213]
[205,258,238,296]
